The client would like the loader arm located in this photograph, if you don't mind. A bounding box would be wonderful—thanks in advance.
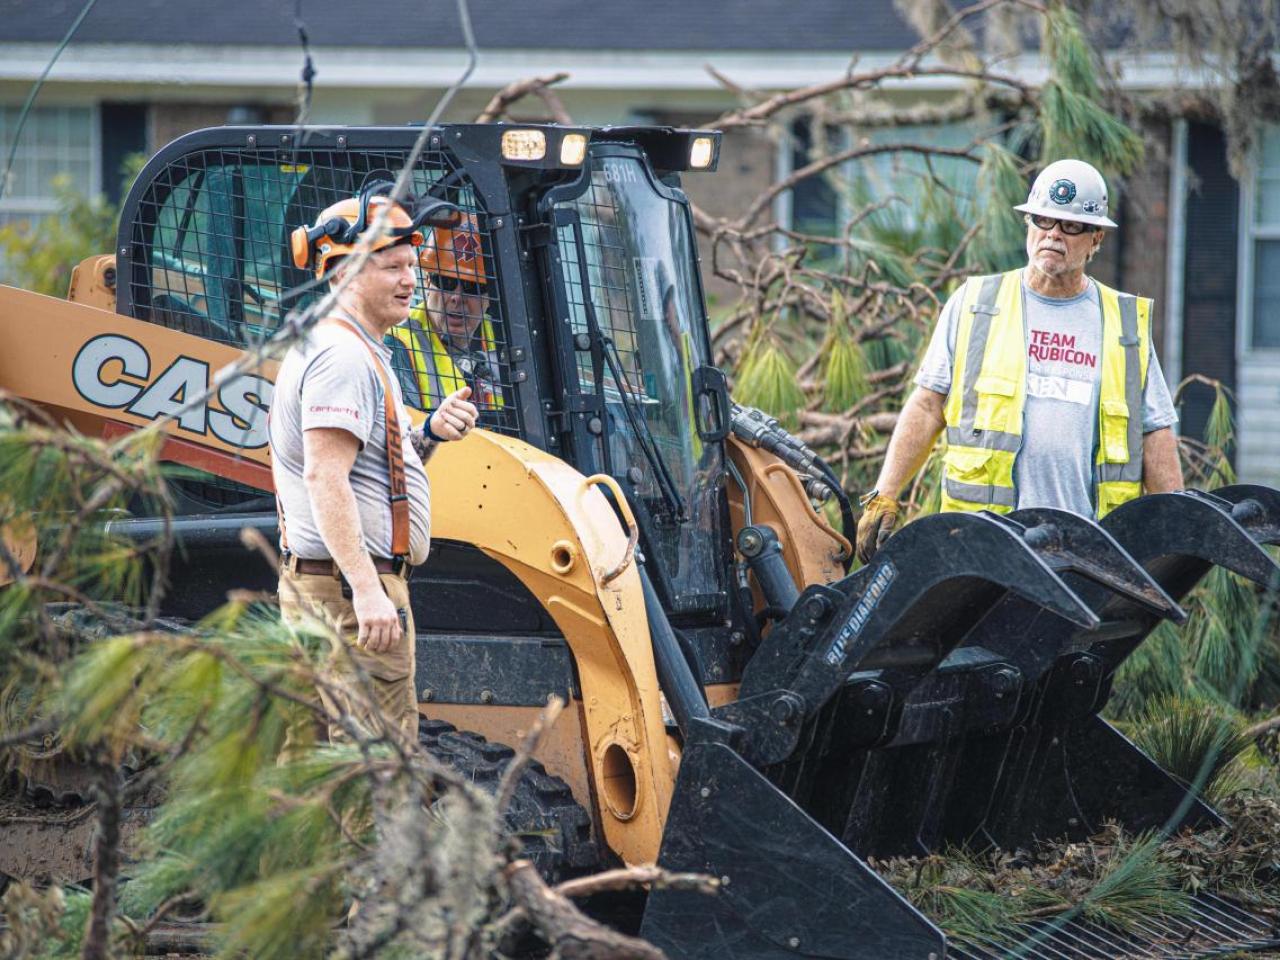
[0,280,277,489]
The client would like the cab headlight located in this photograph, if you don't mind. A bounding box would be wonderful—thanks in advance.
[501,129,547,161]
[560,133,588,166]
[689,136,715,169]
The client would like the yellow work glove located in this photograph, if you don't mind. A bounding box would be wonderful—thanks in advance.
[856,493,900,565]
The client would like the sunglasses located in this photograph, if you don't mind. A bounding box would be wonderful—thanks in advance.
[430,273,485,296]
[1028,214,1092,236]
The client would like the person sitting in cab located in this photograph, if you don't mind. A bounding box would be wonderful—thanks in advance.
[388,214,505,420]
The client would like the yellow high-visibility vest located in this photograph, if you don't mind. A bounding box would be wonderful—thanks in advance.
[940,269,1151,519]
[390,305,505,410]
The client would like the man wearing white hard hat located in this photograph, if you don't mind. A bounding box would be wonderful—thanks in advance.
[856,159,1183,563]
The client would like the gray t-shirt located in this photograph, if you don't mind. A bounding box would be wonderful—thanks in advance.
[916,271,1178,516]
[269,320,432,565]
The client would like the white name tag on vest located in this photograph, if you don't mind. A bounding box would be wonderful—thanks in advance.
[1027,371,1093,406]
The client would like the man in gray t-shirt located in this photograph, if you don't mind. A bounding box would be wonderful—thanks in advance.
[914,277,1178,518]
[271,187,478,744]
[857,158,1184,564]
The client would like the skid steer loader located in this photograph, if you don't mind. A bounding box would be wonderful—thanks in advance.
[2,122,1279,959]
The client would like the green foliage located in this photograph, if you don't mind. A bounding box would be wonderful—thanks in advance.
[1040,83,1145,175]
[821,292,870,411]
[881,797,1280,948]
[879,829,1192,947]
[214,864,343,960]
[972,142,1028,272]
[735,336,806,427]
[1044,2,1102,98]
[60,602,380,958]
[0,153,144,297]
[1079,832,1194,930]
[0,405,167,755]
[1129,697,1252,802]
[1110,622,1186,716]
[1039,5,1145,173]
[1203,386,1238,486]
[1110,382,1280,722]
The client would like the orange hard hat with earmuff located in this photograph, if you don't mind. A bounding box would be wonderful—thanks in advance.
[290,180,463,280]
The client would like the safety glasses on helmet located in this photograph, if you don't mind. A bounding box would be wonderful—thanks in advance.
[430,273,485,296]
[1027,214,1092,236]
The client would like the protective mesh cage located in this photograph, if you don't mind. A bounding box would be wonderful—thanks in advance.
[554,165,644,394]
[123,141,522,441]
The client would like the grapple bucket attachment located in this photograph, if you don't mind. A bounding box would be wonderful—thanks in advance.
[641,488,1280,959]
[644,511,1102,958]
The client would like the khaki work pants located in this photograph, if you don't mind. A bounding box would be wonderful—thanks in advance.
[278,566,418,747]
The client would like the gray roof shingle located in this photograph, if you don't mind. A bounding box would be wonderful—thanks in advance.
[1,0,921,51]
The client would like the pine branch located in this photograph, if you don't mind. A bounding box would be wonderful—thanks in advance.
[1241,713,1280,743]
[555,865,718,899]
[504,859,668,960]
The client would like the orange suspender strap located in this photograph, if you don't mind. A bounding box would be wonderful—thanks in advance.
[332,317,411,559]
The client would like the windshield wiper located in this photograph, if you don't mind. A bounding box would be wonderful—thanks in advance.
[599,333,688,523]
[564,212,688,523]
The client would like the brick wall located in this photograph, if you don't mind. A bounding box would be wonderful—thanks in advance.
[1090,118,1172,357]
[639,109,777,307]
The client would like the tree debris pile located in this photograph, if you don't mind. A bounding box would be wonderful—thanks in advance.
[871,793,1280,953]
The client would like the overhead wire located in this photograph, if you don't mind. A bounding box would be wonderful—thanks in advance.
[130,0,482,452]
[0,0,101,203]
[292,0,316,145]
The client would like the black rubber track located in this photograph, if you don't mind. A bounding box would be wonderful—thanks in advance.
[417,717,601,882]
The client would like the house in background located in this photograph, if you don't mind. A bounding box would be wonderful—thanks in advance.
[1,1,1274,482]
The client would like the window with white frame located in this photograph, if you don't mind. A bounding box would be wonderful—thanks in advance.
[1247,124,1280,349]
[0,105,99,231]
[780,117,980,240]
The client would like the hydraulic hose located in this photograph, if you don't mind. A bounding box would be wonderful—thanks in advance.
[730,402,856,571]
[639,565,709,737]
[811,454,857,571]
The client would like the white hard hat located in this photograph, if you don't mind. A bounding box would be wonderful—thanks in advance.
[1013,158,1117,230]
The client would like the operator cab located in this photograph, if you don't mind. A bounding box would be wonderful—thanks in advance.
[116,123,736,625]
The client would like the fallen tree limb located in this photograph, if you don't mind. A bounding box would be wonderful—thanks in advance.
[476,72,571,124]
[504,859,668,959]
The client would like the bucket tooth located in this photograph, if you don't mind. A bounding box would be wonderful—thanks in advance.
[1004,507,1184,621]
[645,489,1280,959]
[878,489,1280,857]
[1102,490,1280,596]
[1205,483,1280,545]
[965,712,1222,853]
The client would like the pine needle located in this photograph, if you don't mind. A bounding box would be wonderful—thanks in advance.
[1040,82,1145,176]
[822,292,870,411]
[1130,696,1251,803]
[212,863,343,960]
[973,141,1028,271]
[734,339,806,427]
[1079,832,1194,931]
[1044,3,1101,99]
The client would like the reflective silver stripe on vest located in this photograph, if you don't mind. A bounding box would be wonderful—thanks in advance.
[1098,294,1144,484]
[945,425,1020,452]
[951,274,1021,454]
[944,477,1018,508]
